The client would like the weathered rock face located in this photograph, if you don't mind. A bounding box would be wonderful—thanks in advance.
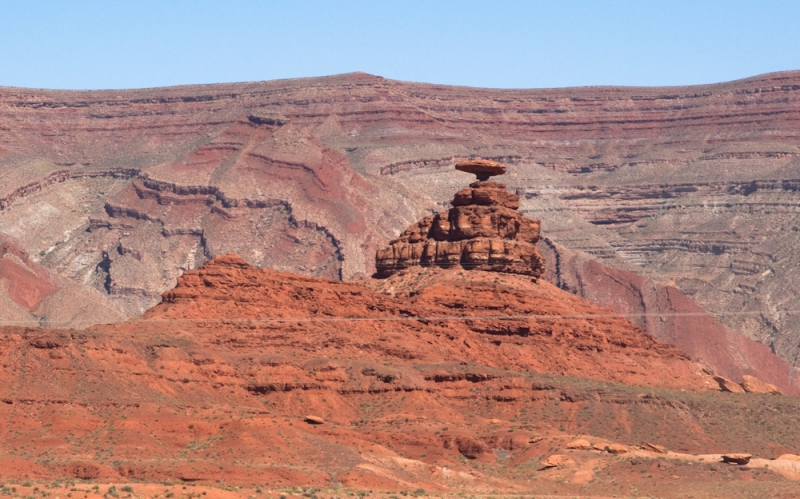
[540,239,800,395]
[375,176,544,278]
[2,255,800,490]
[4,70,800,378]
[714,375,746,393]
[722,453,752,465]
[742,374,783,395]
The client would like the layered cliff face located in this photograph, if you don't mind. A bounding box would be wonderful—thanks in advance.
[374,162,800,393]
[540,238,800,394]
[3,71,800,371]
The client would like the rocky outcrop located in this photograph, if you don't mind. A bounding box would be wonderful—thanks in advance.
[713,374,784,395]
[2,255,800,488]
[722,453,753,465]
[539,454,573,468]
[4,70,800,379]
[566,439,592,450]
[641,442,668,454]
[375,162,544,278]
[605,444,629,455]
[742,374,783,395]
[714,375,747,393]
[540,239,800,395]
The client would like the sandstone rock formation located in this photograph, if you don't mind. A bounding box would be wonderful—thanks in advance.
[566,439,592,450]
[722,453,753,465]
[444,435,489,460]
[742,374,783,395]
[605,444,629,455]
[375,162,544,278]
[1,255,800,490]
[713,373,784,395]
[3,71,800,393]
[455,159,506,180]
[714,375,747,393]
[641,442,668,454]
[539,454,573,468]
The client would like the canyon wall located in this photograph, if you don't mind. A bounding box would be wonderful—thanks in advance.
[2,71,800,371]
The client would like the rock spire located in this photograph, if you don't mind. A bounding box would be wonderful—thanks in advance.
[375,160,544,278]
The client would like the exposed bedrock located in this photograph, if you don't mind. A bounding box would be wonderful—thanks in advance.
[375,176,544,278]
[539,237,800,395]
[2,70,800,369]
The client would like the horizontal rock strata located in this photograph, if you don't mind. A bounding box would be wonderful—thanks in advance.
[376,179,544,278]
[3,70,800,384]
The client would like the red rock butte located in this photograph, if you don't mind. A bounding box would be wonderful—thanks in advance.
[2,72,800,395]
[1,175,800,491]
[375,161,544,278]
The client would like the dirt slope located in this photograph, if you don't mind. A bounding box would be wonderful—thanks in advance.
[3,254,800,492]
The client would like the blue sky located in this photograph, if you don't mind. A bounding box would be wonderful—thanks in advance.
[2,1,799,90]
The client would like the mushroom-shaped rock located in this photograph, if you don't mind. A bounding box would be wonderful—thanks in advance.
[374,160,545,279]
[722,453,752,465]
[456,159,506,181]
[304,415,325,425]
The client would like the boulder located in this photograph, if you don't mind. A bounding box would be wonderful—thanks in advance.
[566,439,592,450]
[304,415,325,425]
[455,159,506,180]
[443,435,489,459]
[713,375,746,393]
[741,375,783,395]
[722,453,752,465]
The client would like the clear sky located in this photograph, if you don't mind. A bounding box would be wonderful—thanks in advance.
[2,0,799,90]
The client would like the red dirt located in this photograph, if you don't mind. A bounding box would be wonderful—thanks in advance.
[158,255,707,391]
[0,237,59,311]
[0,260,58,310]
[1,255,800,494]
